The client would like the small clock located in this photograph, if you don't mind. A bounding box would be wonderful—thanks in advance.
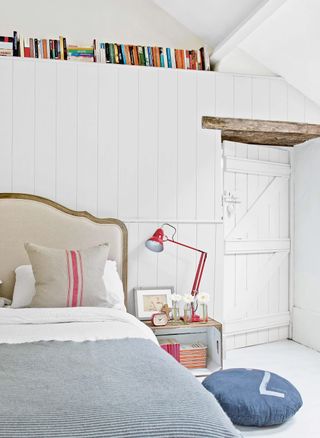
[151,312,169,327]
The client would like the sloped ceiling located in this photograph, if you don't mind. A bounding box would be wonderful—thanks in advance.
[240,0,320,106]
[153,0,267,49]
[154,0,320,107]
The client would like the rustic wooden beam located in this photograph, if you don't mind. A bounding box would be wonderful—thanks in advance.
[202,116,320,147]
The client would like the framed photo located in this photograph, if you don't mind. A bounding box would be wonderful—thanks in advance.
[134,287,174,320]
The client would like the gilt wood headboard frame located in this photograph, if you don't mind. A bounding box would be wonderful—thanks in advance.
[0,193,128,305]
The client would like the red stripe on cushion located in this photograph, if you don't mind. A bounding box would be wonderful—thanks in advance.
[66,250,72,307]
[77,250,84,306]
[71,250,79,307]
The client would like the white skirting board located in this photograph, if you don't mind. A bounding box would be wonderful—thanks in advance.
[224,326,289,351]
[224,312,290,351]
[292,306,320,351]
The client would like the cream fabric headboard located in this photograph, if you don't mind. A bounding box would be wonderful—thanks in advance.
[0,194,128,304]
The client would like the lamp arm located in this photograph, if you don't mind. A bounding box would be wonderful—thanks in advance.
[166,239,206,254]
[192,252,207,295]
[166,239,207,297]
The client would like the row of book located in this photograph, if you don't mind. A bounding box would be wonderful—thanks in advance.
[0,33,68,60]
[160,338,207,369]
[0,31,210,70]
[97,42,210,70]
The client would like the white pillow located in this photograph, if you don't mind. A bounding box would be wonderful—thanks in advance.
[11,261,126,311]
[103,260,126,311]
[12,265,36,308]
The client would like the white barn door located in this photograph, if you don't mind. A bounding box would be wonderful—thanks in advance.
[222,141,291,350]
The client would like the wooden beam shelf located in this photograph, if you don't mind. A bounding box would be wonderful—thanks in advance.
[202,116,320,147]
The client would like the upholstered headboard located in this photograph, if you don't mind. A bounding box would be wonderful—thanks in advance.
[0,193,128,303]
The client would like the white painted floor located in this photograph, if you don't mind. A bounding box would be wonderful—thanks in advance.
[224,340,320,438]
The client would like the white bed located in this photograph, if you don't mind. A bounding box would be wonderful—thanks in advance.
[0,193,241,438]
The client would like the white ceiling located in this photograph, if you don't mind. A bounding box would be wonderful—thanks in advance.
[240,0,320,107]
[153,0,267,48]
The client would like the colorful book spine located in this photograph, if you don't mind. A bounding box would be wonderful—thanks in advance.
[129,46,135,65]
[59,36,64,60]
[34,39,39,58]
[114,44,119,63]
[49,40,54,59]
[138,46,144,65]
[147,46,153,67]
[125,45,131,65]
[99,43,105,63]
[120,44,126,64]
[117,44,123,64]
[13,31,19,56]
[160,343,180,362]
[133,46,139,65]
[38,39,43,58]
[105,43,111,63]
[23,38,30,57]
[159,47,164,67]
[155,47,160,67]
[109,43,115,63]
[63,38,67,60]
[166,48,172,68]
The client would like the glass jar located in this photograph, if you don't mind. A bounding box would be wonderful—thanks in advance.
[201,303,208,322]
[172,301,180,322]
[183,303,192,323]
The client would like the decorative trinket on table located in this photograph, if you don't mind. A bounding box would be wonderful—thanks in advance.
[161,304,171,319]
[151,312,169,327]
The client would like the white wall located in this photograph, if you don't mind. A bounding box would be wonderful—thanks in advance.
[0,57,222,317]
[214,48,276,76]
[0,0,203,49]
[293,135,320,351]
[1,57,319,349]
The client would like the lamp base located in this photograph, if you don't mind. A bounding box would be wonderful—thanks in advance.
[192,314,201,322]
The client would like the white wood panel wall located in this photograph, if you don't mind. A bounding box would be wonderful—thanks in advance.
[0,58,319,346]
[0,57,220,315]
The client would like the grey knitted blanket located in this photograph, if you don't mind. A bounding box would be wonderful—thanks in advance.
[0,338,241,437]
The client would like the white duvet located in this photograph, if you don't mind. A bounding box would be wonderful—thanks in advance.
[0,307,158,345]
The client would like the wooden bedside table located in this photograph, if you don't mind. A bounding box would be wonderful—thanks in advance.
[144,318,223,378]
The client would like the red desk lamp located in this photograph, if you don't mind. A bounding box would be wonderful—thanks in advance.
[145,223,207,322]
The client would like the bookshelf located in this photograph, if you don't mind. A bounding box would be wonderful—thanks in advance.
[1,31,211,71]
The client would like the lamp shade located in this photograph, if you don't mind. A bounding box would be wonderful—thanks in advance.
[145,228,164,252]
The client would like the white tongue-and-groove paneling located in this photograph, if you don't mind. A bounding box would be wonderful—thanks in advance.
[56,62,78,209]
[35,61,57,200]
[1,58,319,336]
[0,57,221,315]
[0,58,12,192]
[12,60,35,193]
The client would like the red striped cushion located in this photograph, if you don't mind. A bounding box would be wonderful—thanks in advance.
[25,242,109,308]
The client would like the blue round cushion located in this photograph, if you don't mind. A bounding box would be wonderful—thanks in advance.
[202,368,302,427]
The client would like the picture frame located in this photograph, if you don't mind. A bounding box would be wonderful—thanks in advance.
[134,287,174,320]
